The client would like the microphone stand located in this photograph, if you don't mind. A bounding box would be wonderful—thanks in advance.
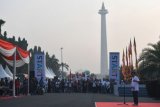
[123,80,127,104]
[118,80,128,105]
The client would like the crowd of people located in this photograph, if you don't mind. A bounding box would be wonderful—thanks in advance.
[0,71,140,106]
[0,77,28,96]
[0,75,113,96]
[29,76,112,95]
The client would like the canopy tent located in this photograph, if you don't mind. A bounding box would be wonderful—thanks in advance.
[0,39,30,97]
[0,39,29,66]
[5,65,13,79]
[48,68,55,77]
[0,39,16,57]
[3,47,29,67]
[0,64,12,79]
[45,66,51,79]
[45,66,54,79]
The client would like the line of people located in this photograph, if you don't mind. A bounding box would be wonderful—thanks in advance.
[1,76,113,96]
[0,77,28,96]
[29,77,112,95]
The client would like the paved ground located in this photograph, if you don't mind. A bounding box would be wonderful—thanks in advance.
[0,93,159,107]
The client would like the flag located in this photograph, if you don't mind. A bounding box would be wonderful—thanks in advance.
[126,47,128,66]
[125,47,131,80]
[122,50,126,80]
[122,49,125,66]
[128,39,132,56]
[133,37,137,56]
[128,39,133,71]
[134,37,138,70]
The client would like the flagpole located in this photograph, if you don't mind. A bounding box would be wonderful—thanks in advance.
[70,69,72,81]
[27,62,30,95]
[61,47,63,79]
[13,50,16,97]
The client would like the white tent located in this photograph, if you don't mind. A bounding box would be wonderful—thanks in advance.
[5,65,13,79]
[48,68,55,77]
[45,66,54,79]
[45,66,48,78]
[0,64,12,79]
[48,68,54,79]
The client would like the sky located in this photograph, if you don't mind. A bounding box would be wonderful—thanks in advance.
[1,0,160,74]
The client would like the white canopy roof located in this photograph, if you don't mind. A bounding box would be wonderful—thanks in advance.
[0,64,12,79]
[45,66,54,79]
[48,67,55,77]
[5,65,13,79]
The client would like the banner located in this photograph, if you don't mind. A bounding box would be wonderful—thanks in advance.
[109,52,120,83]
[34,53,46,82]
[0,39,30,67]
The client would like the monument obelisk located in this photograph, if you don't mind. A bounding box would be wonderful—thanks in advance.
[99,3,108,79]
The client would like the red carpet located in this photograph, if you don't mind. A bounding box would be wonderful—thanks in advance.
[0,95,23,100]
[95,102,160,107]
[0,96,15,100]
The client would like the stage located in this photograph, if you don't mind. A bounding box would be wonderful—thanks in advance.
[95,102,160,107]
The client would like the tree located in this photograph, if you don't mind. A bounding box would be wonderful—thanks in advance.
[38,46,41,52]
[62,63,69,71]
[83,70,90,75]
[138,40,160,81]
[33,46,38,53]
[4,31,7,38]
[0,19,5,35]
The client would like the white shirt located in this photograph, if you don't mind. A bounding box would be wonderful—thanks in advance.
[101,80,106,86]
[131,76,140,91]
[106,81,110,87]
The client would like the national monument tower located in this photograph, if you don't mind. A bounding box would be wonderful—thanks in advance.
[98,3,108,79]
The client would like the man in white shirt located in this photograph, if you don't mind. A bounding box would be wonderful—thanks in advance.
[131,71,140,106]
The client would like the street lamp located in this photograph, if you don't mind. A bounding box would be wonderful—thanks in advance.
[61,47,63,79]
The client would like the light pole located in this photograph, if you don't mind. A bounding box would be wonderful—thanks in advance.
[61,47,63,79]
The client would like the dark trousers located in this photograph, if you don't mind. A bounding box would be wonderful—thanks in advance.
[132,91,138,105]
[16,87,20,96]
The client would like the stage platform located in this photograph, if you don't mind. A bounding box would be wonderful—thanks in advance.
[95,102,160,107]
